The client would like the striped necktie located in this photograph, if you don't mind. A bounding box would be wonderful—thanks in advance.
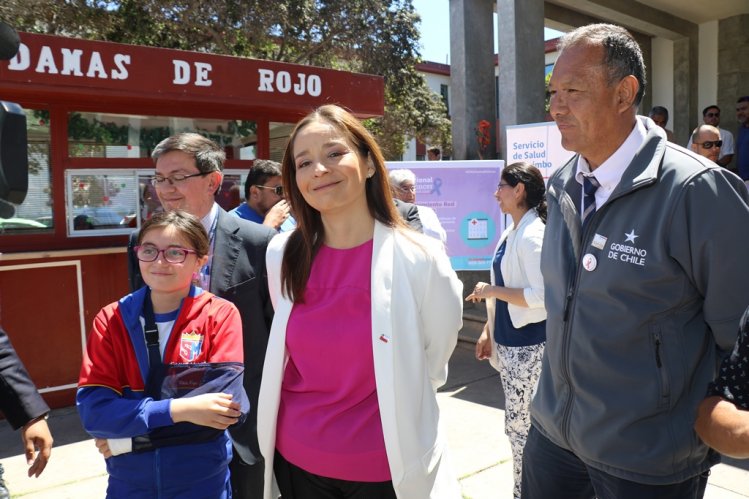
[582,175,600,231]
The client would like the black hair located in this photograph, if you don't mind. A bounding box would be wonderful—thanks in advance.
[649,106,669,121]
[559,23,647,107]
[702,105,720,116]
[244,159,282,199]
[501,162,547,223]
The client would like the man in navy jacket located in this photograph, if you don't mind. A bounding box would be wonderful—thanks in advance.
[0,325,53,497]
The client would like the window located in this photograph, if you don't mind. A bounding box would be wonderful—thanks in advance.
[66,170,138,236]
[216,171,249,212]
[1,107,54,235]
[440,84,450,116]
[269,122,295,163]
[68,112,257,161]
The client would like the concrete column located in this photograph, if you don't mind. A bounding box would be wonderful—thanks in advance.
[449,0,496,160]
[672,33,698,145]
[718,14,749,135]
[497,0,546,161]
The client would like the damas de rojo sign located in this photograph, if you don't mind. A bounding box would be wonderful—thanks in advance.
[0,32,382,114]
[7,39,320,94]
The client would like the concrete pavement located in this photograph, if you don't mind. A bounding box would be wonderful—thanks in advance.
[1,338,748,498]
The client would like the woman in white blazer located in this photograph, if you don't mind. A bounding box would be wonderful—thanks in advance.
[257,105,464,499]
[465,162,547,499]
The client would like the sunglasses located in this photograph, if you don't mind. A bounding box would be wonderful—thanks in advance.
[705,113,720,118]
[255,184,284,196]
[696,140,723,149]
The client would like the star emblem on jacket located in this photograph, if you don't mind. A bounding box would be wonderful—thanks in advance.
[624,229,639,244]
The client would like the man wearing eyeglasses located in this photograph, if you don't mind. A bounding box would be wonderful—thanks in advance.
[690,125,722,164]
[389,169,447,244]
[126,133,276,499]
[686,106,735,168]
[230,159,295,232]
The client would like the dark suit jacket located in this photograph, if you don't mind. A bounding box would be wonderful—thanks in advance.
[394,199,423,232]
[128,208,276,464]
[0,326,50,430]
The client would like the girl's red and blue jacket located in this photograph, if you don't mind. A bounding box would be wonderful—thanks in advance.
[77,285,245,498]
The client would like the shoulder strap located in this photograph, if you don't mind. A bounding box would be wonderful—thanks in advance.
[142,289,163,398]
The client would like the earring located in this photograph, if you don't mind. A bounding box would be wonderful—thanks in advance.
[367,170,375,178]
[192,271,199,282]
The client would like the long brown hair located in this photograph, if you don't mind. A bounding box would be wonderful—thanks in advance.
[280,104,404,302]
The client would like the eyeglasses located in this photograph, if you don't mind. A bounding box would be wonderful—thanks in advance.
[399,185,416,193]
[150,172,211,187]
[134,245,198,264]
[255,184,284,196]
[696,140,723,149]
[705,113,720,118]
[497,182,512,189]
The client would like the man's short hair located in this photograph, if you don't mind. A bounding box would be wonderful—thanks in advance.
[151,133,225,173]
[649,106,669,121]
[558,23,647,107]
[245,159,282,199]
[702,105,720,116]
[690,124,720,144]
[738,96,749,104]
[427,147,441,156]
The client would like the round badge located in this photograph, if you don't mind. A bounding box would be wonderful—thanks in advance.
[582,253,597,271]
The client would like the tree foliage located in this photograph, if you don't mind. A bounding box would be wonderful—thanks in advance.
[1,0,451,159]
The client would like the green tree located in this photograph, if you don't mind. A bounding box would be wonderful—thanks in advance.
[1,0,451,159]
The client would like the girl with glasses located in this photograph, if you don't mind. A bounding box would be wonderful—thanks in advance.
[257,105,464,498]
[77,210,248,498]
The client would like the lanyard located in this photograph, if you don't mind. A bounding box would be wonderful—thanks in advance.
[199,214,218,290]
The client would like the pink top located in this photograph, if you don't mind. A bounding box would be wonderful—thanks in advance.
[276,239,390,482]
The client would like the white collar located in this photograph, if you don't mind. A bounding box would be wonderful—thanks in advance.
[575,118,647,190]
[200,203,219,236]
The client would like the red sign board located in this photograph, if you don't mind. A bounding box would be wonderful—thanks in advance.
[0,32,384,117]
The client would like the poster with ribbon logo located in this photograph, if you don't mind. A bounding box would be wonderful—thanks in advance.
[386,160,503,270]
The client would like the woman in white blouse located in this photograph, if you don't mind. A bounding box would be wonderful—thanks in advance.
[466,161,547,499]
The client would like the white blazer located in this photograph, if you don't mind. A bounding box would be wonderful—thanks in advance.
[486,209,546,370]
[258,221,464,499]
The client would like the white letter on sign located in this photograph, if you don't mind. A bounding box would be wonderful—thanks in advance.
[8,43,30,71]
[111,54,130,80]
[86,52,108,79]
[172,60,190,85]
[276,71,291,93]
[307,74,321,96]
[258,69,274,92]
[36,46,59,74]
[61,48,84,76]
[293,73,306,95]
[194,62,212,86]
